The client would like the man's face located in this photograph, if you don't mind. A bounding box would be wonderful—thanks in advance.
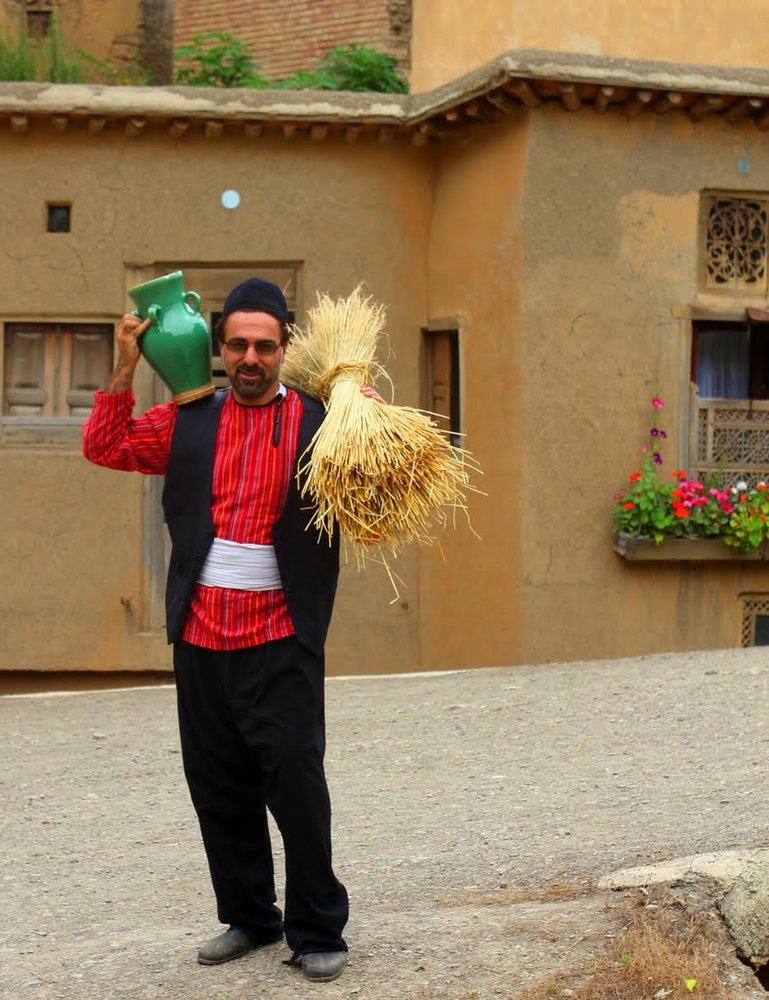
[219,311,284,405]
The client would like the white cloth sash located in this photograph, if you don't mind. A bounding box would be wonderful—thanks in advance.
[197,538,283,591]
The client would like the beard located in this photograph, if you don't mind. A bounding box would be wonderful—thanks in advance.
[229,364,279,402]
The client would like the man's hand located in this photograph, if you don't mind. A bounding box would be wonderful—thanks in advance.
[116,313,151,367]
[361,385,386,404]
[105,313,152,393]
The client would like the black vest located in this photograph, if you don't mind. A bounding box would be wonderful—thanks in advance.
[161,389,340,655]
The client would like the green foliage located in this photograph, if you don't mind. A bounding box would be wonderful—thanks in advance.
[40,9,86,83]
[279,43,409,93]
[723,482,769,551]
[0,8,148,84]
[0,19,36,80]
[174,36,408,93]
[612,455,678,543]
[174,32,268,88]
[75,51,149,86]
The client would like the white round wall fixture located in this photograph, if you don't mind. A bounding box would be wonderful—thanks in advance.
[221,190,241,209]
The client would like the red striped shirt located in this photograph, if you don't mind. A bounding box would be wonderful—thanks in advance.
[82,388,302,649]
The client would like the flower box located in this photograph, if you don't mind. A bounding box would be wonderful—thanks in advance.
[613,533,767,562]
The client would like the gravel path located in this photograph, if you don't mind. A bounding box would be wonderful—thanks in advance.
[3,646,769,999]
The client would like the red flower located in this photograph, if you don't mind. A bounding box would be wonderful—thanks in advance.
[629,472,642,482]
[672,469,687,480]
[623,502,635,510]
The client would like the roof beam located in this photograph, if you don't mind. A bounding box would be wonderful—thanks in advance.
[756,106,769,130]
[168,118,189,138]
[652,91,684,114]
[559,83,581,112]
[688,95,725,121]
[506,79,542,109]
[594,86,615,113]
[624,89,654,118]
[722,96,763,124]
[125,117,146,137]
[486,90,518,114]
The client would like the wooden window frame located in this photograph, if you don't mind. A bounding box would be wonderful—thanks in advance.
[422,325,461,447]
[1,321,113,443]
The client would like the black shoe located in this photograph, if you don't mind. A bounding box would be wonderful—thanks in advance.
[197,928,256,965]
[299,950,347,982]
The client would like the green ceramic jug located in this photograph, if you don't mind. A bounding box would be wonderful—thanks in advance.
[127,270,214,405]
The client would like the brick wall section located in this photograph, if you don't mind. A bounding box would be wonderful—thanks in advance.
[173,0,410,81]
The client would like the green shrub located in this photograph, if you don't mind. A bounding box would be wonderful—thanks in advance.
[278,43,408,93]
[174,32,268,88]
[174,36,408,93]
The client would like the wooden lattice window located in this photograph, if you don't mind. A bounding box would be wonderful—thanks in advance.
[693,400,769,484]
[3,322,112,417]
[704,195,769,291]
[740,595,769,647]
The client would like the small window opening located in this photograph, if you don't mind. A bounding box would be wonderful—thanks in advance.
[423,328,461,447]
[692,319,769,400]
[47,203,71,233]
[26,9,52,38]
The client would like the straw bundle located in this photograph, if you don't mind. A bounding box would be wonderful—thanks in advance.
[281,286,481,564]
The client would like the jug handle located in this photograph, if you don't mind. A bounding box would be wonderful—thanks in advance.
[185,291,201,313]
[130,308,155,324]
[147,304,161,323]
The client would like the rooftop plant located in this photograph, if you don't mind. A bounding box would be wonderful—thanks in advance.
[174,34,409,93]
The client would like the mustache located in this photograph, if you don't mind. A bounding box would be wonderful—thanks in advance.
[236,364,265,375]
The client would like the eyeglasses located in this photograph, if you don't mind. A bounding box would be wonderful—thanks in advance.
[221,339,282,358]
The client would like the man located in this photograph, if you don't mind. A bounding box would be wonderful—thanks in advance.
[83,277,369,983]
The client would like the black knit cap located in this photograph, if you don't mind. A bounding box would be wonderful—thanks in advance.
[221,277,289,324]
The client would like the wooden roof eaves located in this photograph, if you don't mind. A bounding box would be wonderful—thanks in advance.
[5,50,769,141]
[406,49,769,125]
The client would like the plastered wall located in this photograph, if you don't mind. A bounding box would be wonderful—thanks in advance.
[411,0,769,91]
[421,123,528,668]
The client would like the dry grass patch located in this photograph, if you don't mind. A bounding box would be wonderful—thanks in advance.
[437,882,594,908]
[518,893,735,1000]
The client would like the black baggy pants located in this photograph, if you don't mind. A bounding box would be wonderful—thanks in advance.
[173,636,349,955]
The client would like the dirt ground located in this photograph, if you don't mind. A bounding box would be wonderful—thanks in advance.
[3,647,769,999]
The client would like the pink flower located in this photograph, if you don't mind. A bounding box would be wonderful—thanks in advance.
[652,397,664,409]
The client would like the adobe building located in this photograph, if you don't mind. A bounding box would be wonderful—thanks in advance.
[3,1,769,680]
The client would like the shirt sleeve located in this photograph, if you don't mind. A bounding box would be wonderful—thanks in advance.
[82,389,177,475]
